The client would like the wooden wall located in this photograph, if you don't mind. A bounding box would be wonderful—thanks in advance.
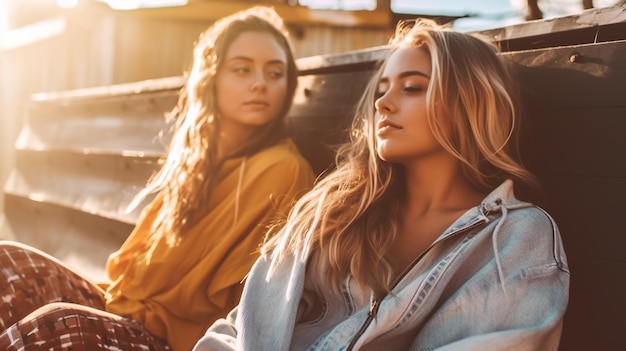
[0,1,390,240]
[513,42,626,351]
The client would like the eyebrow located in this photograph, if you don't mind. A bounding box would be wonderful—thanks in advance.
[226,56,286,65]
[379,70,430,83]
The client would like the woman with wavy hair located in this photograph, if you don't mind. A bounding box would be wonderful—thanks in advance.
[194,18,569,351]
[0,6,314,351]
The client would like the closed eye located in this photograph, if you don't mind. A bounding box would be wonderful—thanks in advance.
[403,86,423,93]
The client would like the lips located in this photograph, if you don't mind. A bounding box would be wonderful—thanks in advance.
[244,99,269,107]
[377,118,402,134]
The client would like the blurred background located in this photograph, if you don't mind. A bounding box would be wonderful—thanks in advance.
[0,0,622,273]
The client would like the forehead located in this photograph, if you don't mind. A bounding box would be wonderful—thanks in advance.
[381,46,431,77]
[225,31,287,63]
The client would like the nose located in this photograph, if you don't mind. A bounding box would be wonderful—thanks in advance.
[251,70,267,92]
[375,91,395,114]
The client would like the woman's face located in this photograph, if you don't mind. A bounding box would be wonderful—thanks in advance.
[374,46,444,164]
[215,31,288,137]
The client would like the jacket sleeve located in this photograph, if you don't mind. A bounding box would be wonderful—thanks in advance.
[193,252,306,351]
[432,267,569,351]
[415,207,570,351]
[193,307,239,351]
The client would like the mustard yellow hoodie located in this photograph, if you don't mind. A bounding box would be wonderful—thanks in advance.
[104,138,315,351]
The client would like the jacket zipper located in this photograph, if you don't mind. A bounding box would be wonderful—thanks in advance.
[345,296,382,351]
[344,219,486,351]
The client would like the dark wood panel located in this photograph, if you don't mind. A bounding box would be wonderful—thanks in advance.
[511,40,626,109]
[537,175,626,263]
[559,255,626,351]
[289,71,376,173]
[290,70,376,119]
[521,106,626,178]
[289,116,350,175]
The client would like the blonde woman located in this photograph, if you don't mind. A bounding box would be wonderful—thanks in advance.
[0,6,314,351]
[194,18,569,351]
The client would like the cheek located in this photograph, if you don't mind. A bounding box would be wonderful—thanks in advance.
[215,88,227,112]
[218,79,239,97]
[215,83,239,116]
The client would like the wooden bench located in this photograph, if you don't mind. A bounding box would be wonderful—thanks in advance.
[2,5,625,350]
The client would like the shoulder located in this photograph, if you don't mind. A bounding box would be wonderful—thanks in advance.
[503,205,557,237]
[485,180,558,238]
[255,138,307,162]
[496,204,568,270]
[249,138,315,179]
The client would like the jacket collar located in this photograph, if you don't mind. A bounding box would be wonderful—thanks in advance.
[439,180,532,241]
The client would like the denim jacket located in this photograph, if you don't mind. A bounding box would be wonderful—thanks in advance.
[194,180,570,351]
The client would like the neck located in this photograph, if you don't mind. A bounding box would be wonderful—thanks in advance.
[217,121,259,160]
[401,154,485,215]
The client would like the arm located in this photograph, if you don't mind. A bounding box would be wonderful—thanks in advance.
[433,266,569,351]
[194,248,306,351]
[193,307,239,351]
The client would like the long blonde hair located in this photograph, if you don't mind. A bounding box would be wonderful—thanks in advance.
[130,7,298,245]
[263,19,537,294]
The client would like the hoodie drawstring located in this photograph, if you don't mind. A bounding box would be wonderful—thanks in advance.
[233,156,247,227]
[491,198,509,296]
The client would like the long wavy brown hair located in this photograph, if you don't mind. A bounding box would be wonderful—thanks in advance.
[263,19,537,295]
[129,6,298,245]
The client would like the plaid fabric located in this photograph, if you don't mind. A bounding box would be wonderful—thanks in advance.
[0,303,171,350]
[0,242,105,329]
[0,242,171,350]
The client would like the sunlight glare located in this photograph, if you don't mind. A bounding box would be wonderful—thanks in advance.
[57,0,78,9]
[97,0,187,10]
[299,0,375,11]
[0,0,7,34]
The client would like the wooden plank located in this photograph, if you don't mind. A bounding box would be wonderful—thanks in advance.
[510,40,626,108]
[296,46,385,74]
[4,150,158,224]
[3,193,133,280]
[480,4,626,50]
[29,76,183,103]
[26,90,176,155]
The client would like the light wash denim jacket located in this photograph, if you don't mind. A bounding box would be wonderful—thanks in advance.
[194,180,570,351]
